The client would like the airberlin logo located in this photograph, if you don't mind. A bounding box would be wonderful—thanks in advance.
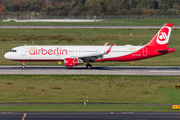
[157,27,171,45]
[29,47,67,55]
[158,32,167,41]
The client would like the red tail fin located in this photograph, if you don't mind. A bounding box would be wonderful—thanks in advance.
[147,23,173,49]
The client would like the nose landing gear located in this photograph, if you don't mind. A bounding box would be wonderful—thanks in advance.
[22,61,26,69]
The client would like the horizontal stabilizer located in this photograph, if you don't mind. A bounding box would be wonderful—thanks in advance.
[156,48,175,53]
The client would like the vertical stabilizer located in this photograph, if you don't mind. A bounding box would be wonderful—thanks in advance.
[147,23,173,49]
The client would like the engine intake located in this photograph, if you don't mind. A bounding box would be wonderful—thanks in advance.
[64,58,83,67]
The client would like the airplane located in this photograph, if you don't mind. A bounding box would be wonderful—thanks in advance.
[4,23,175,69]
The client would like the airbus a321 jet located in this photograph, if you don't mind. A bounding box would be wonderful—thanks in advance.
[4,23,175,69]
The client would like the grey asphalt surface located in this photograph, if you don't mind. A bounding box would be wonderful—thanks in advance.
[0,66,180,76]
[0,25,180,29]
[1,112,180,120]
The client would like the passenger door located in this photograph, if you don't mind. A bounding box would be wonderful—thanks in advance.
[21,47,26,56]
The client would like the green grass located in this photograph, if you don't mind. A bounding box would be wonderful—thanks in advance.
[0,104,178,112]
[0,28,179,66]
[1,19,180,26]
[0,75,180,104]
[1,75,180,112]
[159,88,180,104]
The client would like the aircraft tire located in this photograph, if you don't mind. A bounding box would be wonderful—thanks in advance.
[22,65,26,69]
[86,64,92,69]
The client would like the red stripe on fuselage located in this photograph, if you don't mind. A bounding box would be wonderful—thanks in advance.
[98,46,175,62]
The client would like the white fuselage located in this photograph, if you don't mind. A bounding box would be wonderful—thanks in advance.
[4,45,143,61]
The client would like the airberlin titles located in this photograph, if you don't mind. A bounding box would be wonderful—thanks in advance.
[29,47,138,56]
[29,47,67,55]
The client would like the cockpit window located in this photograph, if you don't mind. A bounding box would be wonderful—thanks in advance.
[10,50,17,52]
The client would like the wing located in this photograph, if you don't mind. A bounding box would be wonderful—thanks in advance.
[77,44,113,62]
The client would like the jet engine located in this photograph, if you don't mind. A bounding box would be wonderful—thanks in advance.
[64,58,83,67]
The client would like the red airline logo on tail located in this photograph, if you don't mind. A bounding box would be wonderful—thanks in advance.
[159,32,167,40]
[157,27,170,45]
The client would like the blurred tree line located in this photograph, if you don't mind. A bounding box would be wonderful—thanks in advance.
[0,0,180,16]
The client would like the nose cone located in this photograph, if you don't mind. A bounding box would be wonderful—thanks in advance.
[4,52,11,60]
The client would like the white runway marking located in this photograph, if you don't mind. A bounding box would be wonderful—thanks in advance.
[150,71,180,72]
[119,73,136,74]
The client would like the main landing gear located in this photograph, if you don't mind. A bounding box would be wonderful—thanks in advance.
[86,64,92,69]
[22,61,26,69]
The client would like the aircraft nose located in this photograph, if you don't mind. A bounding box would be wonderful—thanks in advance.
[4,52,11,59]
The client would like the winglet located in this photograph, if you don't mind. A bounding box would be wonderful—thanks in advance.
[104,42,108,46]
[105,44,113,54]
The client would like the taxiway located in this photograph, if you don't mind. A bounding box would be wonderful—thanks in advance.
[1,112,180,120]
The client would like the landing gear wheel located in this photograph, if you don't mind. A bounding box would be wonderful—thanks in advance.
[22,65,26,69]
[86,64,92,69]
[22,61,26,69]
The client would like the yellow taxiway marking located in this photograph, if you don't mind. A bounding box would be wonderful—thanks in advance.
[22,113,27,120]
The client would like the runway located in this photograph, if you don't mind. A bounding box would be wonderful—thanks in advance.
[1,25,180,29]
[0,66,180,75]
[1,112,180,120]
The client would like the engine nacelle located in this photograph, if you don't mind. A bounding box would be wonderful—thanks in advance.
[64,58,83,67]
